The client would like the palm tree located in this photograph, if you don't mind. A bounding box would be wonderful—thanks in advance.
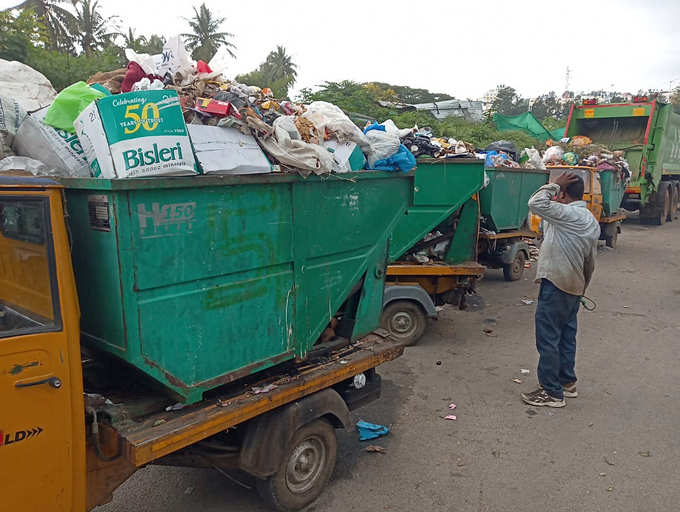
[144,34,166,54]
[264,46,297,85]
[181,3,235,62]
[121,27,147,52]
[2,0,79,51]
[74,0,119,55]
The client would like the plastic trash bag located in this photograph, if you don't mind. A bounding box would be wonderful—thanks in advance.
[542,145,564,165]
[303,101,370,151]
[485,140,518,161]
[0,95,27,159]
[520,147,545,169]
[0,156,54,176]
[0,59,57,111]
[124,48,158,75]
[131,77,165,91]
[381,119,413,139]
[364,123,400,168]
[156,36,196,84]
[43,81,106,133]
[274,115,301,141]
[562,151,578,165]
[371,144,416,172]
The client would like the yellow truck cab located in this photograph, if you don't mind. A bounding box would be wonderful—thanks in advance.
[0,174,403,512]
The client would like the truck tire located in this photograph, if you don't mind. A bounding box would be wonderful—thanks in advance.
[640,182,670,225]
[667,183,677,222]
[256,419,337,512]
[380,300,427,346]
[675,182,680,215]
[503,251,526,282]
[605,228,618,248]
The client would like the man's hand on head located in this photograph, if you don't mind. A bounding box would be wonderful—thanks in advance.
[553,172,580,190]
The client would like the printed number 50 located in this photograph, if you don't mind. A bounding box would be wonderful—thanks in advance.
[124,103,160,134]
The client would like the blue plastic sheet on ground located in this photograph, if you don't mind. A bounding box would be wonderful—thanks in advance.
[370,144,416,172]
[357,420,390,441]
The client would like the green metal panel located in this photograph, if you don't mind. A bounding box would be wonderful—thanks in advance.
[388,159,484,261]
[479,168,549,232]
[62,172,411,403]
[598,170,626,216]
[444,197,479,264]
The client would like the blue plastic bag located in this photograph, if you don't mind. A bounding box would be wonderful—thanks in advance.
[484,150,510,168]
[363,122,386,134]
[356,420,390,441]
[371,144,416,172]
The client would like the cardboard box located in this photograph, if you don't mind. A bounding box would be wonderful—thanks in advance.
[187,124,271,175]
[75,90,197,178]
[13,107,91,177]
[324,139,366,173]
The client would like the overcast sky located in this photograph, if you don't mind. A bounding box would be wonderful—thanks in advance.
[3,0,680,99]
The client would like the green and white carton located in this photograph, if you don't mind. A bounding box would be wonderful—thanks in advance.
[75,90,197,178]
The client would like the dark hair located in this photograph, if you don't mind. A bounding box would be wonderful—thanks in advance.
[565,176,584,201]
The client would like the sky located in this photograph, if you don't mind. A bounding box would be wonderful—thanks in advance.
[3,0,680,99]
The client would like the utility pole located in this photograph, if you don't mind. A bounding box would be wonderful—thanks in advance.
[565,66,572,93]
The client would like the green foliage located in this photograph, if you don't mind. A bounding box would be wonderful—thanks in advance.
[9,0,80,52]
[490,84,529,116]
[237,46,298,99]
[181,3,235,62]
[0,8,48,61]
[74,0,119,55]
[366,82,454,104]
[235,69,291,99]
[25,44,125,90]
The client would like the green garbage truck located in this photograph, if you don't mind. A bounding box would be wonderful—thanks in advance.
[564,97,680,224]
[0,171,410,512]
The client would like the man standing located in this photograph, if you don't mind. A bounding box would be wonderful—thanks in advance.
[522,172,600,408]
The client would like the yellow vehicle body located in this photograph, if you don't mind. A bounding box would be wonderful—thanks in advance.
[0,178,86,512]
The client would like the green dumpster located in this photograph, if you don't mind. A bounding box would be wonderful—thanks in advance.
[62,172,411,403]
[598,169,626,216]
[480,168,549,232]
[389,159,485,261]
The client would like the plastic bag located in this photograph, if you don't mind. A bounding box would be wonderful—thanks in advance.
[365,126,400,168]
[156,36,196,83]
[124,48,158,75]
[131,77,165,91]
[542,145,564,165]
[273,116,301,141]
[0,156,54,176]
[562,151,578,165]
[43,81,106,133]
[0,95,27,158]
[0,59,57,111]
[371,144,416,172]
[381,119,413,139]
[485,140,518,161]
[520,147,545,169]
[303,101,370,151]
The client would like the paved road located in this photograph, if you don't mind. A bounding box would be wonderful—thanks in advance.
[98,218,680,512]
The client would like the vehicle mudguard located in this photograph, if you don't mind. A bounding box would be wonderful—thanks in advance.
[383,284,437,318]
[498,240,529,265]
[239,388,352,478]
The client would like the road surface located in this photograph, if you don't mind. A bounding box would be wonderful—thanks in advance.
[98,218,680,512]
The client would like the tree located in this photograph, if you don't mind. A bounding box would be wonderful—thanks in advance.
[181,3,235,62]
[263,46,297,85]
[530,91,562,120]
[120,27,146,52]
[74,0,118,55]
[0,8,49,61]
[143,34,166,54]
[3,0,79,52]
[490,85,529,116]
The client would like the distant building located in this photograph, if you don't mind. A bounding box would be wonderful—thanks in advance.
[377,99,485,122]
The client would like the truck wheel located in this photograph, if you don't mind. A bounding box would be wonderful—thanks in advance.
[675,183,680,215]
[256,419,337,512]
[641,183,670,225]
[667,184,677,222]
[503,251,526,282]
[380,300,427,346]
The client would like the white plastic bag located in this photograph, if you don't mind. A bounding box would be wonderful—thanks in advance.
[542,146,564,165]
[303,101,370,151]
[273,116,301,141]
[521,147,546,169]
[0,59,56,112]
[381,119,413,139]
[365,129,400,168]
[124,48,158,75]
[131,77,165,91]
[156,36,196,80]
[0,155,54,176]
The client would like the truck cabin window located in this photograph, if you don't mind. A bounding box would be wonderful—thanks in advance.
[0,198,60,337]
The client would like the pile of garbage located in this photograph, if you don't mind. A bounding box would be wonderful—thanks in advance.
[0,38,418,180]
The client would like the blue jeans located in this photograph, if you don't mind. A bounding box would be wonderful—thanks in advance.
[535,279,580,400]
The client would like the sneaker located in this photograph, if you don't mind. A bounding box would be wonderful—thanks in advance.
[562,382,578,398]
[539,382,579,398]
[521,388,566,408]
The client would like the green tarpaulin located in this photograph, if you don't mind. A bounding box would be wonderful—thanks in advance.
[493,112,564,142]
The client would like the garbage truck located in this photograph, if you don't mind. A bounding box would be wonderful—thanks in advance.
[0,171,410,512]
[564,97,680,224]
[380,159,486,346]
